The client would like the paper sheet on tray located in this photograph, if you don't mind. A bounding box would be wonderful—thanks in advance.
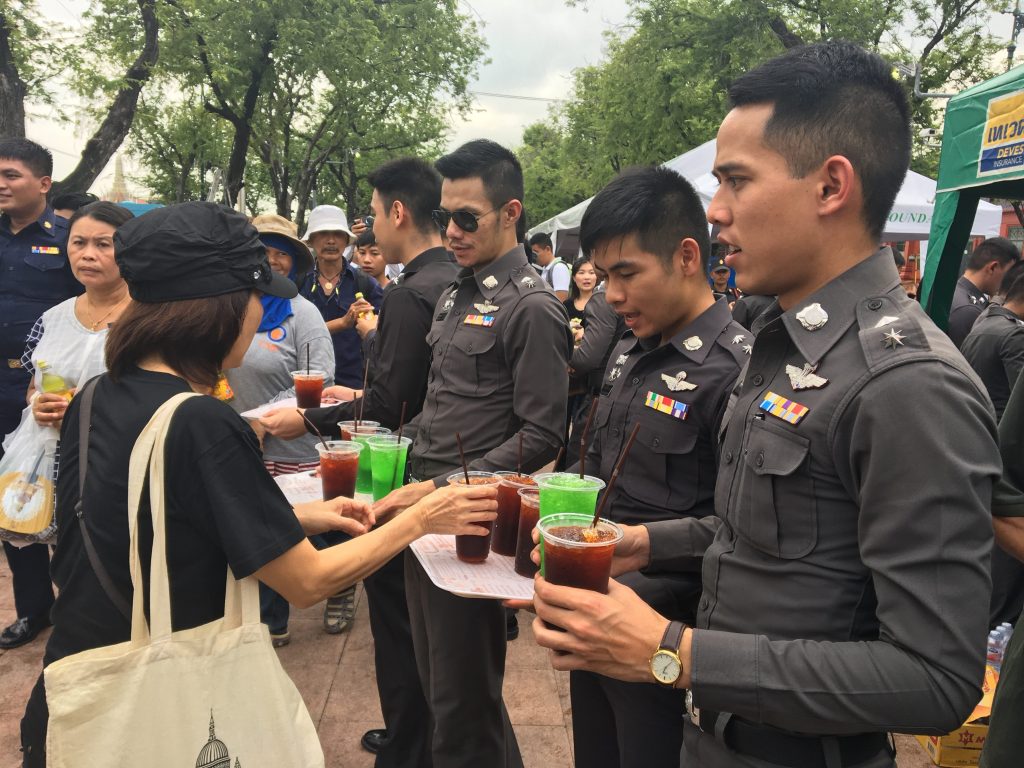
[240,396,340,420]
[410,534,535,600]
[274,471,322,505]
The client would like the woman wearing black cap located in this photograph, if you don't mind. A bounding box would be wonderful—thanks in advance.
[18,202,497,766]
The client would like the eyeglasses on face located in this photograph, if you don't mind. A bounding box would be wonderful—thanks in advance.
[431,203,506,233]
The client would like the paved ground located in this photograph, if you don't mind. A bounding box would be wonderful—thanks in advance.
[0,550,935,767]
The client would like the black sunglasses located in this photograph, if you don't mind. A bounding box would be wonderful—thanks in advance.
[431,204,505,233]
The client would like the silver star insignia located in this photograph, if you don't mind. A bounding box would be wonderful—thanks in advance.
[742,344,753,355]
[732,334,746,344]
[882,328,905,349]
[615,354,628,366]
[661,371,698,392]
[786,363,828,390]
[608,367,621,382]
[442,298,454,311]
[474,302,499,314]
[520,276,536,288]
[796,302,829,331]
[683,336,703,351]
[970,295,978,305]
[873,315,899,329]
[482,276,498,289]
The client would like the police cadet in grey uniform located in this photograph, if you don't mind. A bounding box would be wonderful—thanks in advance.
[374,140,571,768]
[526,43,1000,768]
[261,157,456,766]
[566,167,748,768]
[947,237,1019,348]
[960,264,1024,629]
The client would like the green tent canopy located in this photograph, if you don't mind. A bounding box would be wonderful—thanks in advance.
[922,66,1024,327]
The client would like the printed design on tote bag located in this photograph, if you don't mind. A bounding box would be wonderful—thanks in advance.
[195,711,244,768]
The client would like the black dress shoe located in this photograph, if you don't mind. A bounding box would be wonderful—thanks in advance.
[506,608,519,641]
[360,728,388,754]
[0,616,51,649]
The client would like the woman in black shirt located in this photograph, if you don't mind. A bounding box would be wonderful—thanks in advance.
[19,203,497,767]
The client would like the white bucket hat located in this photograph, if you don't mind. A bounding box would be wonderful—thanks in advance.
[303,204,355,241]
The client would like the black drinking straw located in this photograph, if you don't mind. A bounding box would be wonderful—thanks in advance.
[456,433,471,484]
[578,398,600,479]
[298,410,330,453]
[392,401,408,490]
[591,423,640,528]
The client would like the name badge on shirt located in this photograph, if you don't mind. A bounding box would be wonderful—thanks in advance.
[31,246,60,255]
[464,314,495,327]
[644,391,689,421]
[758,391,809,425]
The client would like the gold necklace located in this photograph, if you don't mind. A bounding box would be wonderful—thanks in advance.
[83,293,129,331]
[318,267,344,293]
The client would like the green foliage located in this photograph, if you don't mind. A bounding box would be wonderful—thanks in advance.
[522,0,1005,222]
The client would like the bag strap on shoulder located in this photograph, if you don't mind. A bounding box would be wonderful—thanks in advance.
[75,376,132,621]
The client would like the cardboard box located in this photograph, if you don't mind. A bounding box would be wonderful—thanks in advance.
[916,723,989,767]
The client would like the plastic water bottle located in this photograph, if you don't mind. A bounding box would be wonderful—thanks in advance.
[987,630,1003,671]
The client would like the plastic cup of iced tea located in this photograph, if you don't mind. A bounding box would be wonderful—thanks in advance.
[315,440,363,501]
[538,513,622,592]
[492,472,537,556]
[339,422,390,496]
[534,473,606,571]
[291,369,326,408]
[514,488,541,578]
[368,435,412,501]
[447,471,501,563]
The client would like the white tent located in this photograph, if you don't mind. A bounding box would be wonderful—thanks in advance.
[529,139,1003,245]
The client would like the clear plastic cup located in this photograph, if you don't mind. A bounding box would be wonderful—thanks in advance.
[446,471,501,563]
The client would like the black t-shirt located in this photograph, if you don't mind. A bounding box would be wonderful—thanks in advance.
[45,368,305,665]
[563,298,588,327]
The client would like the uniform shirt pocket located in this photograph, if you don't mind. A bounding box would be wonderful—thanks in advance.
[618,407,699,513]
[24,249,67,272]
[446,329,499,396]
[736,417,816,559]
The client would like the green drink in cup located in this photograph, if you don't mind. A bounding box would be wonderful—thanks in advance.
[534,472,606,570]
[338,421,390,496]
[368,435,412,501]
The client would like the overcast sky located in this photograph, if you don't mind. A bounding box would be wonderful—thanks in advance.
[26,0,1021,200]
[30,0,633,197]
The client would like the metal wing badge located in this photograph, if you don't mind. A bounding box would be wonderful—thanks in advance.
[661,371,698,392]
[786,363,828,391]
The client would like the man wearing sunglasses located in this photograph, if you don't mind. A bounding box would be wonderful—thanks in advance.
[374,139,572,768]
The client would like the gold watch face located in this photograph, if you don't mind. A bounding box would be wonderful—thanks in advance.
[651,650,681,685]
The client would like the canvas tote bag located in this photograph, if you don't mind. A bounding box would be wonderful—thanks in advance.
[44,392,325,767]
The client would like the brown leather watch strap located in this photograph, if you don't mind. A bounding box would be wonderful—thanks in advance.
[659,620,686,653]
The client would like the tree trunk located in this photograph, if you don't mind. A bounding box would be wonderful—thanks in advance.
[222,33,277,207]
[52,0,159,195]
[0,11,27,138]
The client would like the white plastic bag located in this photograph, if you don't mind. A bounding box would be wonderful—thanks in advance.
[0,422,58,545]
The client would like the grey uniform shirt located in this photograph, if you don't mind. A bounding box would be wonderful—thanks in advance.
[409,245,572,483]
[960,303,1024,419]
[646,249,1000,736]
[948,275,989,348]
[576,299,746,526]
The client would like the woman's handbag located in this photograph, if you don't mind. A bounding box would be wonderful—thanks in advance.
[43,392,325,767]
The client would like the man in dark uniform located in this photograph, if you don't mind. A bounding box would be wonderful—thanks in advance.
[261,157,456,767]
[527,42,1000,768]
[374,140,571,768]
[947,237,1018,348]
[565,167,748,768]
[961,267,1024,628]
[709,257,740,303]
[0,138,78,649]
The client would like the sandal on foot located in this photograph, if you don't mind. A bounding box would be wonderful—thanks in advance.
[324,584,357,634]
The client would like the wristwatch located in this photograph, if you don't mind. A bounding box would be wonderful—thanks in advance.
[649,620,686,687]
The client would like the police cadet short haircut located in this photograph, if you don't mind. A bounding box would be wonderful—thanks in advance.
[367,157,441,235]
[52,191,99,213]
[579,165,712,272]
[435,139,524,212]
[967,237,1019,271]
[528,232,552,250]
[999,258,1024,296]
[728,41,910,242]
[0,137,54,178]
[67,201,134,231]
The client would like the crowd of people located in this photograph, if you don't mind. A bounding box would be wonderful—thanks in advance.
[1,38,1024,768]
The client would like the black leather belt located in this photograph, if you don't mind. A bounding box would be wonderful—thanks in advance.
[689,701,890,767]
